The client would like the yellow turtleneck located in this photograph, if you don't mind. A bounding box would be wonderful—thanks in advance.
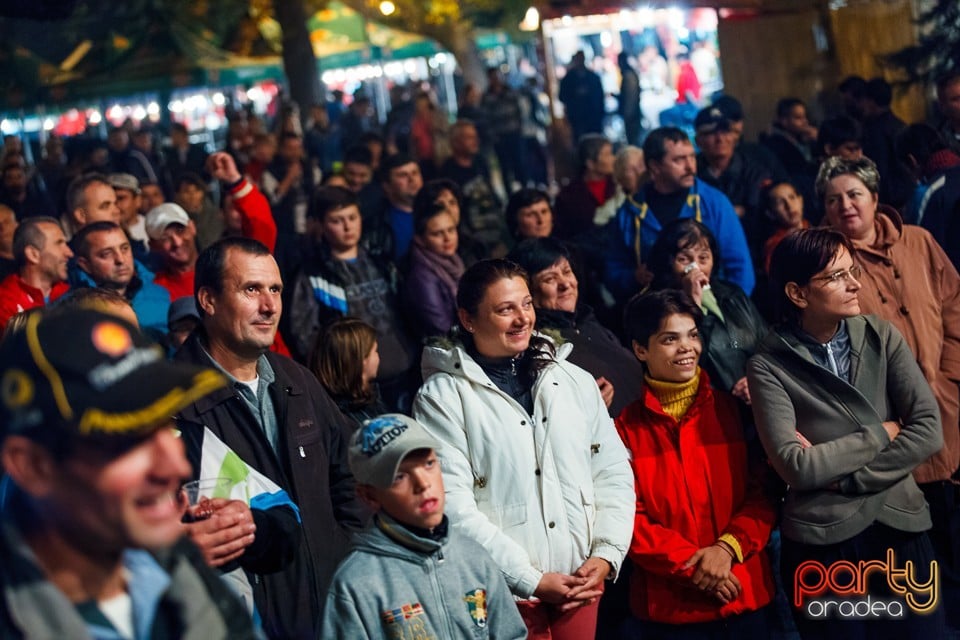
[645,368,701,422]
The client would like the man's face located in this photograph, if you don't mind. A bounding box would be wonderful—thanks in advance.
[2,166,26,194]
[696,129,736,164]
[342,162,372,193]
[200,249,282,359]
[175,183,205,215]
[780,105,809,137]
[149,222,197,270]
[77,182,121,227]
[43,426,192,554]
[79,228,134,291]
[940,80,960,124]
[114,188,142,226]
[0,207,17,254]
[516,200,553,239]
[452,126,479,157]
[140,184,165,213]
[107,130,129,152]
[384,162,422,208]
[34,222,73,283]
[650,140,697,191]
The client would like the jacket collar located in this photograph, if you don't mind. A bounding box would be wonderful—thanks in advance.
[175,331,301,413]
[843,205,902,259]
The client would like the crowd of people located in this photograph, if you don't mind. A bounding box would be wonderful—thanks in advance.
[2,65,960,640]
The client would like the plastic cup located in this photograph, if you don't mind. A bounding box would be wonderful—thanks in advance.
[181,477,233,521]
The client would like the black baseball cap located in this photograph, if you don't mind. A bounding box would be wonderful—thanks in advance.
[0,309,225,444]
[694,107,732,134]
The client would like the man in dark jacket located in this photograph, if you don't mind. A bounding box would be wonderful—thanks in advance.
[175,236,367,640]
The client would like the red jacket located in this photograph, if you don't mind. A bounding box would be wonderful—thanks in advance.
[0,274,69,328]
[229,178,277,252]
[615,373,776,624]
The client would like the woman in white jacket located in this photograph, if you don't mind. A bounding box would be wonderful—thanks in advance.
[413,258,634,638]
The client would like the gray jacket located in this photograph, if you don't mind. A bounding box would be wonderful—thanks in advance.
[321,514,527,639]
[747,315,943,545]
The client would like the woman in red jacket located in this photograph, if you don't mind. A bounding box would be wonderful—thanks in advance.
[616,289,777,638]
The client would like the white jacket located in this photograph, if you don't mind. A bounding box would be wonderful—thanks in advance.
[413,338,634,599]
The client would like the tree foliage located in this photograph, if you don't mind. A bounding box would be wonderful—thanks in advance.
[885,1,960,86]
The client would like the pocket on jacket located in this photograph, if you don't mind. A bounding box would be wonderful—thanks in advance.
[785,491,867,527]
[493,503,526,530]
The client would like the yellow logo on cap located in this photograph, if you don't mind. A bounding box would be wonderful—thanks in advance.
[91,322,132,358]
[1,369,34,410]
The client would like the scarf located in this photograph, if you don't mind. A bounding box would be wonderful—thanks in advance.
[410,240,465,303]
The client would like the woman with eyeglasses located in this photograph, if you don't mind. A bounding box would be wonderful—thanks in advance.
[818,156,960,631]
[748,228,945,638]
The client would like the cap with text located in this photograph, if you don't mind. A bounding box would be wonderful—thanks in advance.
[349,414,440,488]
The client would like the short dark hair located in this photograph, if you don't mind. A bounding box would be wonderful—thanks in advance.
[864,78,892,108]
[309,185,358,221]
[66,172,111,213]
[379,153,416,183]
[169,122,188,136]
[12,216,61,266]
[577,134,610,174]
[73,220,123,260]
[647,219,720,291]
[642,127,690,166]
[623,289,702,348]
[175,172,206,192]
[413,179,462,235]
[816,115,862,156]
[194,237,272,310]
[768,228,853,324]
[895,123,947,166]
[776,97,805,120]
[50,286,133,314]
[358,131,384,148]
[343,145,373,167]
[504,188,550,237]
[506,237,570,280]
[838,75,867,98]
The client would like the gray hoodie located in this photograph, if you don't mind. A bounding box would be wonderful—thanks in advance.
[321,514,528,639]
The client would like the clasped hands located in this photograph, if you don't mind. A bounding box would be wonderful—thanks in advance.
[683,541,741,605]
[534,557,611,612]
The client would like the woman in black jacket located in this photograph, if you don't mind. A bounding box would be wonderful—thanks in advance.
[508,237,644,418]
[647,218,767,404]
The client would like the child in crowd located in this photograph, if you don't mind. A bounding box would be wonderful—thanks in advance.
[616,290,777,639]
[309,317,386,427]
[760,181,809,275]
[321,414,527,639]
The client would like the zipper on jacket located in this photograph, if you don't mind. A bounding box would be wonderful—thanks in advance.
[298,446,306,458]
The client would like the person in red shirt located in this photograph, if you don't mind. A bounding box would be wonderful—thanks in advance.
[615,289,777,636]
[0,217,72,330]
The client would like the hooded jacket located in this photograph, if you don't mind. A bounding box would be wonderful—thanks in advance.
[839,206,960,484]
[747,315,943,545]
[413,337,634,598]
[321,514,527,639]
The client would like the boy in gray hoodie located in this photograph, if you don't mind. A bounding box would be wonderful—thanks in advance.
[321,414,528,639]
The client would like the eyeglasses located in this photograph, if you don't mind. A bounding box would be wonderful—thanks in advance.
[811,264,862,285]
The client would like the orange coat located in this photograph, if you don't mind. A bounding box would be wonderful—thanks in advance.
[843,207,960,484]
[615,374,776,623]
